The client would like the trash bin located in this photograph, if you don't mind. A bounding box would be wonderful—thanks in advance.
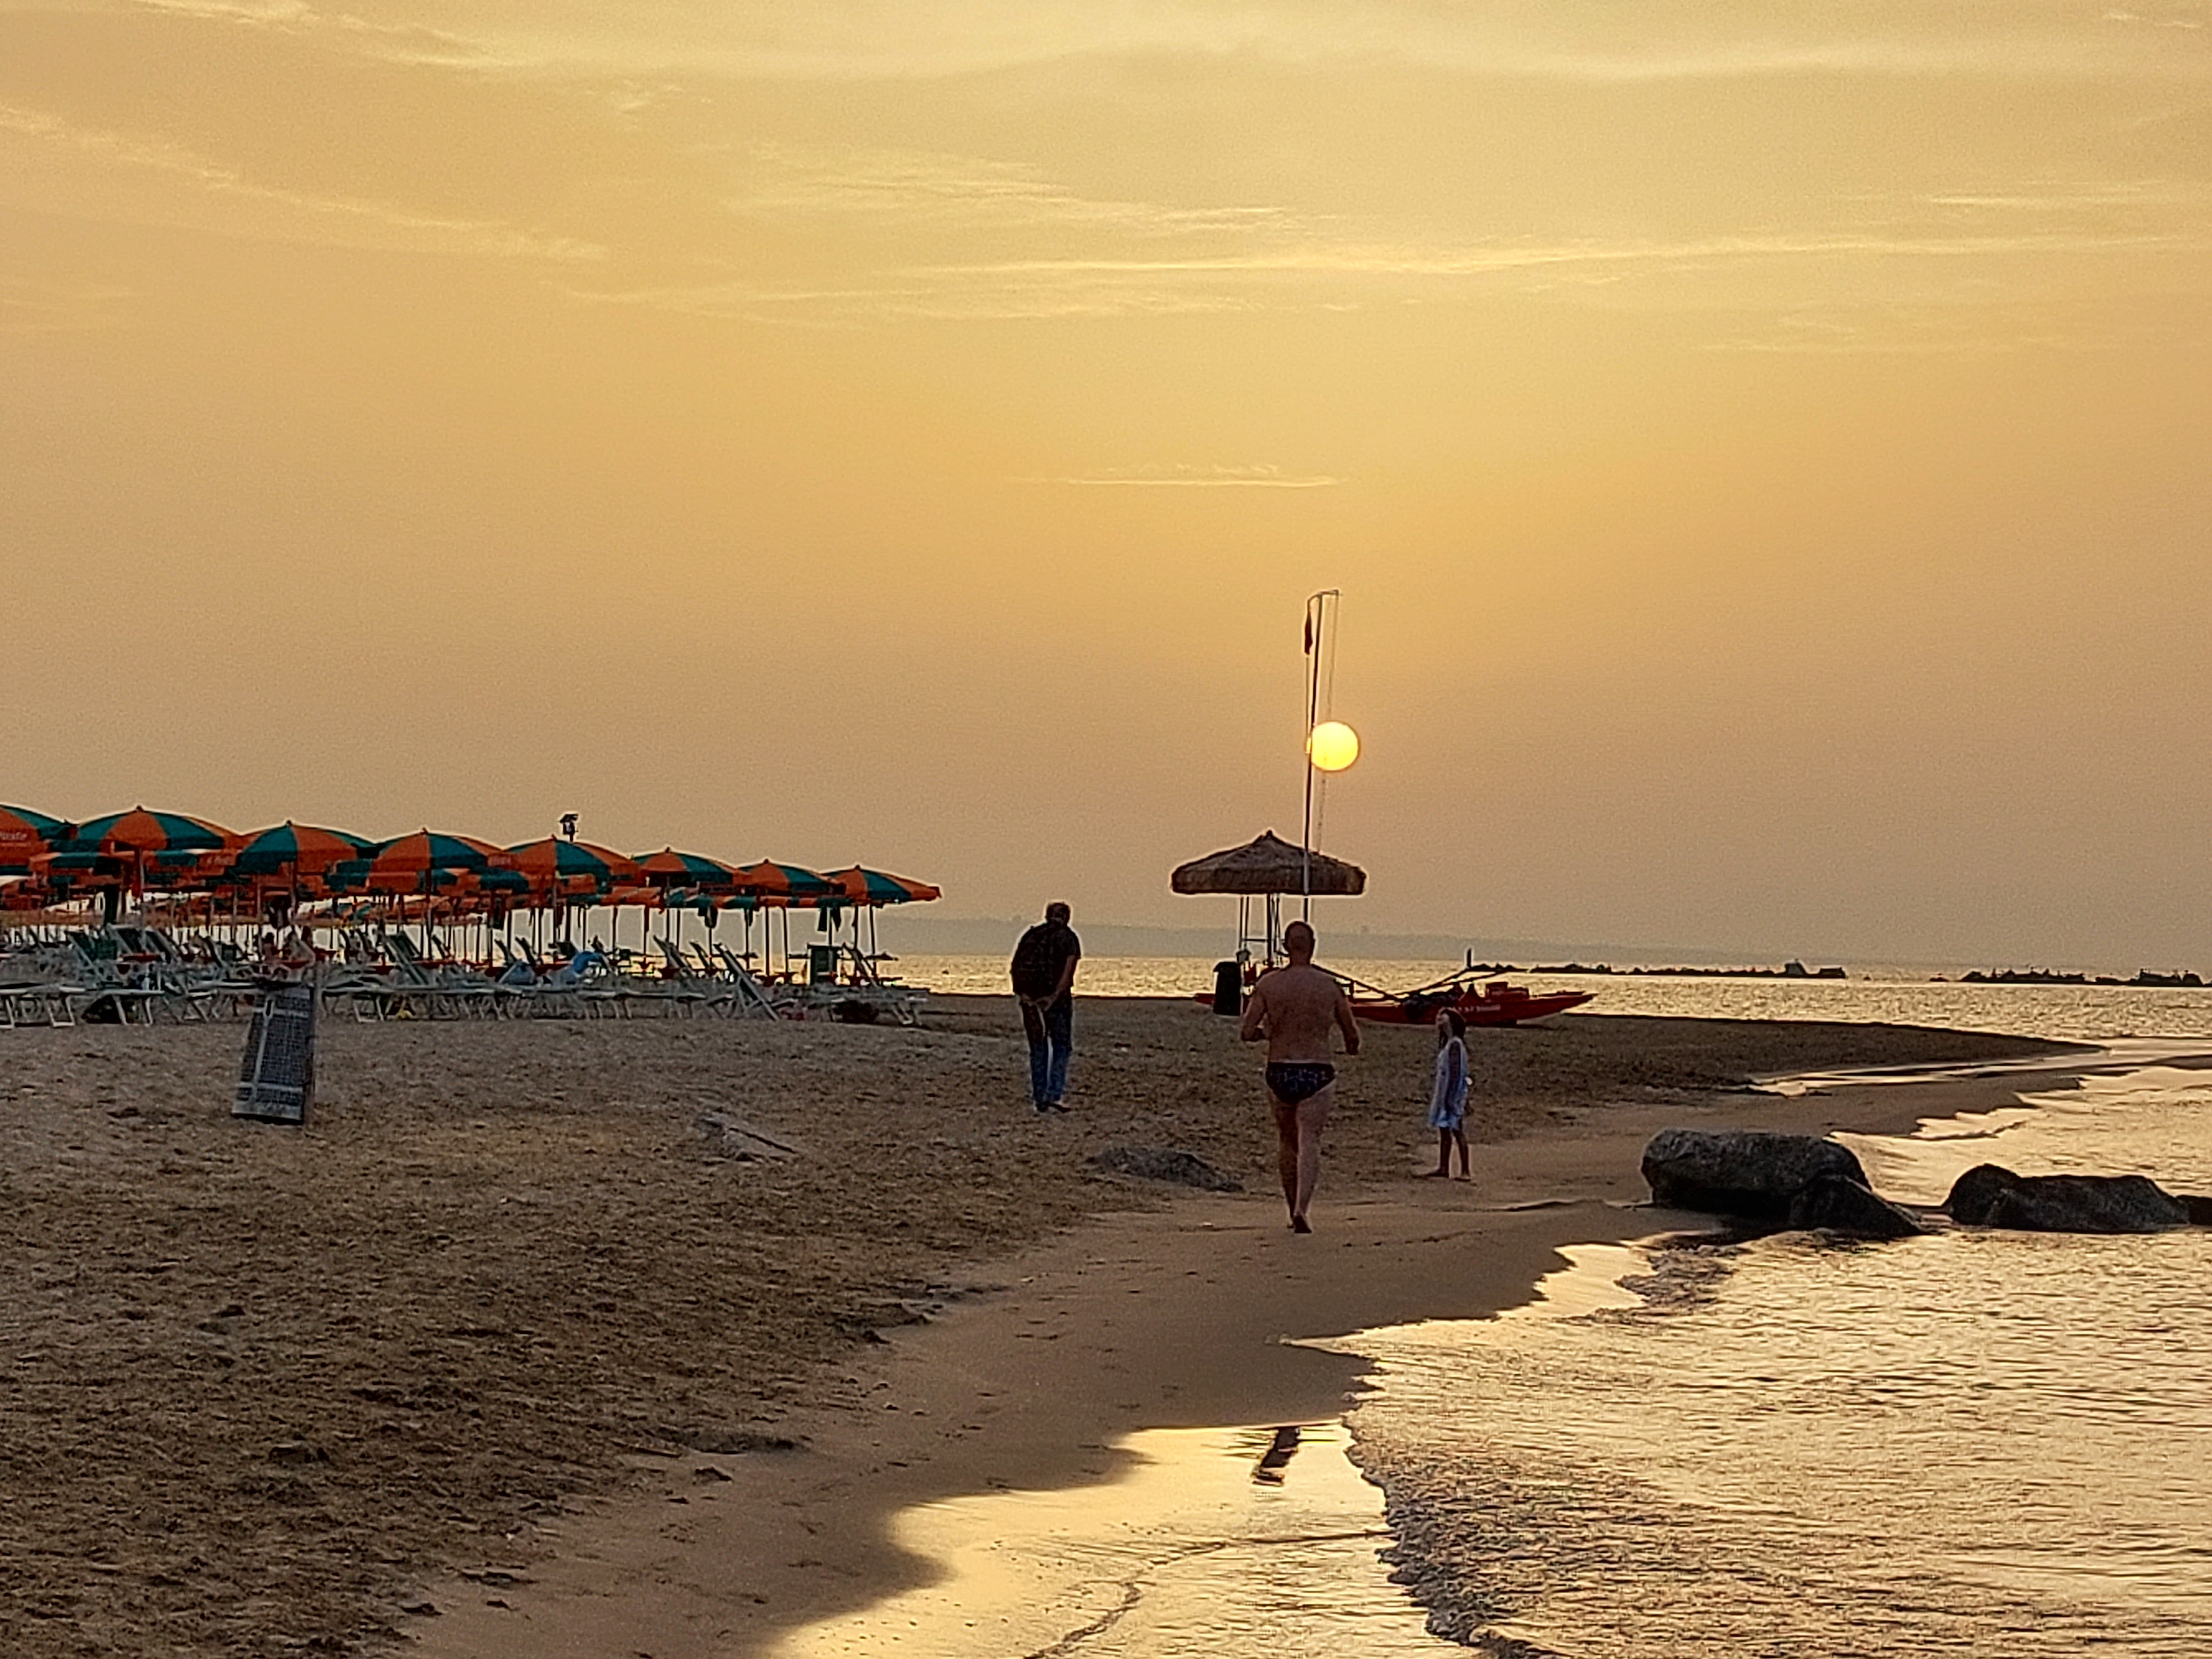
[1212,959,1243,1016]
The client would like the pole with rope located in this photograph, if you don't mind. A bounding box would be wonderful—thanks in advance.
[1298,589,1360,936]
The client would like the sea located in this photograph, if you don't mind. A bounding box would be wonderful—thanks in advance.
[780,971,2212,1658]
[891,954,2212,1042]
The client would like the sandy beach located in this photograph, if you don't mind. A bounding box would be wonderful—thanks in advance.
[0,998,2075,1657]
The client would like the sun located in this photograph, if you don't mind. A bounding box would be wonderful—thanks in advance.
[1307,721,1359,773]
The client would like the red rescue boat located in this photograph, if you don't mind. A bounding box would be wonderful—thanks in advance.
[1347,978,1593,1026]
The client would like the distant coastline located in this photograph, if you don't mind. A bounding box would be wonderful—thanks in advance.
[883,917,2209,989]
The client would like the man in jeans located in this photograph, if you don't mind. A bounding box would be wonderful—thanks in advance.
[1010,902,1082,1112]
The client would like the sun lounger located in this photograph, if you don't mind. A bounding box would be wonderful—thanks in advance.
[712,944,793,1019]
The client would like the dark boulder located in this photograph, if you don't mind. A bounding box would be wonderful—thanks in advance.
[1641,1129,1871,1220]
[1944,1163,2189,1233]
[1091,1147,1244,1192]
[1786,1174,1924,1240]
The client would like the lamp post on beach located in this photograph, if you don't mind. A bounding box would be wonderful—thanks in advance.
[1300,589,1357,924]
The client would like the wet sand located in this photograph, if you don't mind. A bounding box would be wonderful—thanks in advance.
[0,998,2073,1656]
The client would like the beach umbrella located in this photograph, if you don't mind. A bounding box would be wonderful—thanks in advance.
[505,837,645,895]
[634,848,740,890]
[230,822,375,879]
[821,866,942,906]
[0,805,67,875]
[629,852,747,959]
[1170,830,1366,896]
[329,830,507,954]
[731,859,839,900]
[64,806,241,899]
[336,830,504,888]
[68,806,240,859]
[731,864,843,971]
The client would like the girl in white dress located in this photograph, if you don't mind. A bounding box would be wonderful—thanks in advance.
[1427,1006,1470,1180]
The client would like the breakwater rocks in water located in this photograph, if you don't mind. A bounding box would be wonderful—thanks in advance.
[1642,1132,2212,1238]
[1952,967,2205,987]
[1943,1164,2210,1233]
[1642,1129,1922,1240]
[1643,1130,1882,1217]
[1784,1173,1924,1240]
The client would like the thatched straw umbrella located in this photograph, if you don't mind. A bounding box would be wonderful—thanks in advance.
[1170,830,1366,896]
[1171,830,1365,970]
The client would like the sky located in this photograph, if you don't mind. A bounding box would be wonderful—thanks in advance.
[4,2,2209,968]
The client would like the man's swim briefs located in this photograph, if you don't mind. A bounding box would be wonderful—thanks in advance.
[1265,1062,1335,1105]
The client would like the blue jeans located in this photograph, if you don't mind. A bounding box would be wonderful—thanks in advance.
[1022,996,1073,1104]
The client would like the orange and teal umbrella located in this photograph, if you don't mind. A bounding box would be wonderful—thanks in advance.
[0,805,67,875]
[231,822,376,879]
[65,807,239,894]
[823,866,941,906]
[328,830,505,892]
[635,848,740,891]
[505,837,645,896]
[731,859,838,901]
[67,806,239,858]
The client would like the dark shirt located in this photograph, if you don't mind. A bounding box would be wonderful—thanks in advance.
[1010,921,1082,1001]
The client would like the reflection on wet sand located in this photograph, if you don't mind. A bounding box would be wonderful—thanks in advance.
[1252,1426,1302,1485]
[773,1421,1440,1658]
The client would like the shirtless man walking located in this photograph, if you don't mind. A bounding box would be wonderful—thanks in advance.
[1239,920,1361,1233]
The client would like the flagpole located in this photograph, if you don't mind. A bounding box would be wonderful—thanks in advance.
[1300,588,1338,924]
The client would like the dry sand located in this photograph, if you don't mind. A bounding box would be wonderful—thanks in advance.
[0,997,2074,1656]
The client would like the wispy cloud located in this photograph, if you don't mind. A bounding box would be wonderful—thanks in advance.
[563,272,1262,324]
[208,1,2212,85]
[129,0,315,23]
[731,143,1295,238]
[1032,464,1342,488]
[571,212,2212,325]
[123,0,497,65]
[0,103,603,262]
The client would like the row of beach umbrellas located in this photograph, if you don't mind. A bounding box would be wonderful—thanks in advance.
[0,805,939,914]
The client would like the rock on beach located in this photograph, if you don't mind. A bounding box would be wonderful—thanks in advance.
[1641,1128,1872,1221]
[1943,1164,2191,1233]
[1785,1173,1924,1240]
[1089,1146,1244,1192]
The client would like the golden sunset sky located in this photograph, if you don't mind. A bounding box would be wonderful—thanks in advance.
[5,2,2209,963]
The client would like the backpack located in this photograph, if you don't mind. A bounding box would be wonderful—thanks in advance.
[1010,923,1066,997]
